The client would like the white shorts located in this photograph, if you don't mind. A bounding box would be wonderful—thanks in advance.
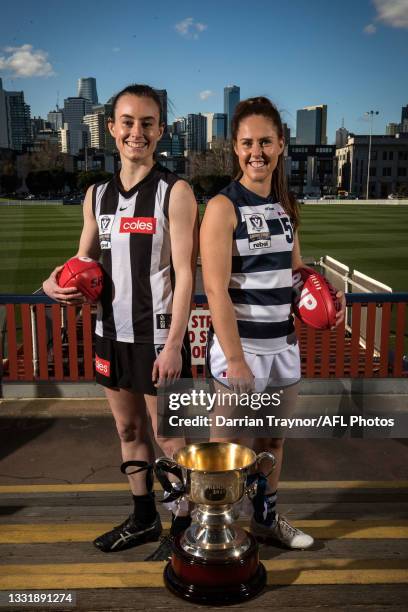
[207,332,301,392]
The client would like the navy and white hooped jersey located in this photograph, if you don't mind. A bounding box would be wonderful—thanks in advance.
[220,180,295,354]
[92,164,181,344]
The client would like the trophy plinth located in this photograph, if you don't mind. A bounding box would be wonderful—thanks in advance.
[155,442,275,605]
[164,532,266,605]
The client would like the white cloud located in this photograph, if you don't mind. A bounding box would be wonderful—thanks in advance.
[0,44,55,77]
[112,47,120,53]
[363,23,377,33]
[372,0,408,29]
[175,17,208,39]
[199,90,215,100]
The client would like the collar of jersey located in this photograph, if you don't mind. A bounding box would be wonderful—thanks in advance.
[114,163,157,199]
[235,180,274,204]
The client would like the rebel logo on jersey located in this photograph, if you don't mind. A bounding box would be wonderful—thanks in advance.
[119,217,157,234]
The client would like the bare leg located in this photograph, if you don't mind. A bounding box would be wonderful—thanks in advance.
[104,387,155,495]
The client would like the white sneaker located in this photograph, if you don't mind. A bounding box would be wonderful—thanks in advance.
[250,512,314,549]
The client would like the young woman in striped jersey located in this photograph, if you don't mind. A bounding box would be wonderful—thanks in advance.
[200,97,345,549]
[43,85,198,558]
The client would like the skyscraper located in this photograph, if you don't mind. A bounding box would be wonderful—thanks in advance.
[224,85,240,138]
[78,78,98,104]
[401,104,408,124]
[296,105,327,145]
[0,78,31,151]
[0,78,8,148]
[186,114,207,153]
[202,113,214,147]
[83,113,106,149]
[62,97,92,154]
[48,109,64,131]
[154,89,168,128]
[63,97,92,125]
[212,113,227,141]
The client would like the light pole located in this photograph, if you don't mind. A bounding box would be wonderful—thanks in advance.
[365,110,379,200]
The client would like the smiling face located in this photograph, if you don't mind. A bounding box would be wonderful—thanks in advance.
[108,94,163,165]
[233,114,284,187]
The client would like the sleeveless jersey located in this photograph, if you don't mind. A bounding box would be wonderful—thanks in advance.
[92,164,180,344]
[219,180,295,354]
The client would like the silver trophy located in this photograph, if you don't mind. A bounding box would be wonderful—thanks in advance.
[155,442,275,604]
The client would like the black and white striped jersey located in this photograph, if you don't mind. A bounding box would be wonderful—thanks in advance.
[92,164,180,344]
[219,180,295,354]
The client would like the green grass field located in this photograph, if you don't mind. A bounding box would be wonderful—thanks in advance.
[0,203,407,294]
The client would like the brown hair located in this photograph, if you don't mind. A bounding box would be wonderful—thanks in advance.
[231,96,299,230]
[109,84,164,125]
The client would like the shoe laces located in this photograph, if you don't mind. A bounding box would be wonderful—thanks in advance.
[277,515,299,537]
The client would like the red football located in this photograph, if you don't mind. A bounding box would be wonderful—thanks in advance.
[58,257,103,303]
[292,267,339,330]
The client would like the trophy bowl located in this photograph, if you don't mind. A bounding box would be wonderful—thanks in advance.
[155,442,275,605]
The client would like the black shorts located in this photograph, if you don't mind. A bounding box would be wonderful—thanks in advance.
[94,335,192,395]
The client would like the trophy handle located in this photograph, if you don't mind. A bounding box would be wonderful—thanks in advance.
[255,451,276,478]
[154,457,185,502]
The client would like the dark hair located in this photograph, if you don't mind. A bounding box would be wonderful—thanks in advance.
[109,84,164,125]
[231,96,299,230]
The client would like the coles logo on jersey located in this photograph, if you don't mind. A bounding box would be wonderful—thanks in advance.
[95,355,110,377]
[120,217,157,234]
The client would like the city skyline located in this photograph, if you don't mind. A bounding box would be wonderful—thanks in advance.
[0,0,407,142]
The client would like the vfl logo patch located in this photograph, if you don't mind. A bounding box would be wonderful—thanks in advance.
[95,355,110,377]
[99,215,114,233]
[98,215,114,250]
[120,217,156,234]
[243,213,271,250]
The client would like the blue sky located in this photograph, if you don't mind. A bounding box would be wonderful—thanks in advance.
[1,0,407,142]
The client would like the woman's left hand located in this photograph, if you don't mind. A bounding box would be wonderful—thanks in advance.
[152,346,182,387]
[333,290,346,328]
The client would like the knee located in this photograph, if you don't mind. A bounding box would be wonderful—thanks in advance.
[115,422,140,443]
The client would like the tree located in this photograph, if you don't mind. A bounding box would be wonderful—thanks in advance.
[26,171,51,195]
[77,170,112,191]
[0,174,21,193]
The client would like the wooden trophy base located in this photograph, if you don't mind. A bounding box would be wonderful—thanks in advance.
[163,532,266,605]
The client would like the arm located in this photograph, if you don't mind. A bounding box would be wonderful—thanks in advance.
[152,180,198,386]
[200,195,254,391]
[292,230,346,327]
[42,186,100,304]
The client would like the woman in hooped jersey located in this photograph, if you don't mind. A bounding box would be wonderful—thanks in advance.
[200,97,345,549]
[43,85,198,559]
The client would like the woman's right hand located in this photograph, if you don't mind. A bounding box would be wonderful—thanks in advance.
[42,265,85,305]
[226,358,255,394]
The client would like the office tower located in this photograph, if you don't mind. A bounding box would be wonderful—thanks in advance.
[78,77,98,104]
[186,113,207,153]
[224,85,240,138]
[401,104,408,125]
[202,113,214,147]
[296,104,327,145]
[63,97,92,125]
[386,123,400,136]
[0,78,8,148]
[154,89,168,128]
[0,78,31,151]
[282,122,291,146]
[47,109,64,131]
[336,127,349,147]
[92,103,115,151]
[83,113,106,149]
[62,97,92,154]
[59,122,90,155]
[212,113,227,141]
